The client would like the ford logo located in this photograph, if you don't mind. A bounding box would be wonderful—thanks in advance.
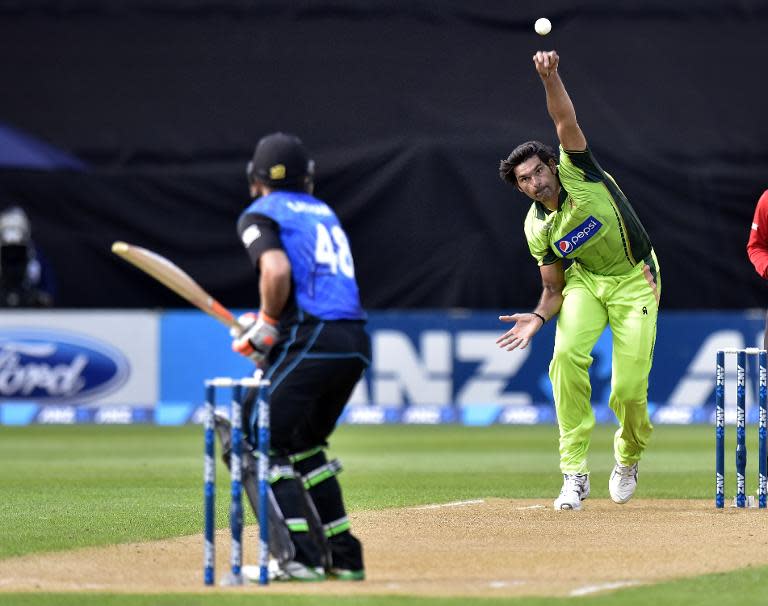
[0,329,129,402]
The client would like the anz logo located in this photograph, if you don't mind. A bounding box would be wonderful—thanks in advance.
[348,330,533,407]
[0,330,129,402]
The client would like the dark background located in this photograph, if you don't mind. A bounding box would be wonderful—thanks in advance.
[1,0,767,310]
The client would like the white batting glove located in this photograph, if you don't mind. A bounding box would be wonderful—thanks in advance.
[231,312,280,365]
[230,312,257,338]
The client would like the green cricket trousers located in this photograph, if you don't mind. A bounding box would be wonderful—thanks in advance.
[549,253,660,474]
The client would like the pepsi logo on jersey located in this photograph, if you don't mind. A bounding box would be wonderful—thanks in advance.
[555,216,603,255]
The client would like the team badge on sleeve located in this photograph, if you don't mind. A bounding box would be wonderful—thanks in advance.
[241,224,262,247]
[555,216,603,255]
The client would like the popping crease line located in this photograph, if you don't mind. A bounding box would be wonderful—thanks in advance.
[569,580,641,596]
[412,499,485,510]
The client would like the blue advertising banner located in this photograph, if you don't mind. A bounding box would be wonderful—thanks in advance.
[154,309,767,426]
[1,309,766,425]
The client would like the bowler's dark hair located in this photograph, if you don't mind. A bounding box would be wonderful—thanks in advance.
[499,141,557,185]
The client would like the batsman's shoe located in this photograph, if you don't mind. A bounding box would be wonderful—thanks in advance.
[553,473,590,511]
[328,567,365,581]
[609,463,638,504]
[267,559,326,582]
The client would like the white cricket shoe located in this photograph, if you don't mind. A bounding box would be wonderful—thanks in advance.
[553,473,590,511]
[257,559,326,582]
[609,463,638,504]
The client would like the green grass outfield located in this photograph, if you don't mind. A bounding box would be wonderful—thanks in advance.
[0,423,766,605]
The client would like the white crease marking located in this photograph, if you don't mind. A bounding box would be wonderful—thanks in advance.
[412,499,485,510]
[569,580,641,596]
[489,580,526,588]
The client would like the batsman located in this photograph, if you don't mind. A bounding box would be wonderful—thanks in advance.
[497,50,660,511]
[227,132,370,580]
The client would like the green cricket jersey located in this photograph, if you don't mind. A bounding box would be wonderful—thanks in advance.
[524,146,653,276]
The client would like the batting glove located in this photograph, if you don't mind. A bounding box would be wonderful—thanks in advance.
[231,311,280,365]
[230,312,257,338]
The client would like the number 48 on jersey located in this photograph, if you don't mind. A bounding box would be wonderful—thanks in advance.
[314,223,355,278]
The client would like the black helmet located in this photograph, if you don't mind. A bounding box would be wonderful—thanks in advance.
[246,132,315,189]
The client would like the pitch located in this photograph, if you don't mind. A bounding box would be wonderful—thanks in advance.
[1,424,767,605]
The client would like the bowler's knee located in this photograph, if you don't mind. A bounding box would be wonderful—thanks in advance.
[611,375,648,407]
[550,347,591,375]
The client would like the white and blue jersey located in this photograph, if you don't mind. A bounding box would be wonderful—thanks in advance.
[238,191,365,321]
[236,187,369,573]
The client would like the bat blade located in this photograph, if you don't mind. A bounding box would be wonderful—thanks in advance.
[111,241,242,333]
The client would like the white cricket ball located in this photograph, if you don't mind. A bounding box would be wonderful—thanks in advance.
[534,17,552,36]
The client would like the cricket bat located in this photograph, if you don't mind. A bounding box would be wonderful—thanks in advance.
[111,241,244,335]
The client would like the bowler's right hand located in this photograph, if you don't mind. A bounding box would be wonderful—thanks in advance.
[496,313,544,351]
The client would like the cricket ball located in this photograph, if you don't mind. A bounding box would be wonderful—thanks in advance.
[534,18,552,36]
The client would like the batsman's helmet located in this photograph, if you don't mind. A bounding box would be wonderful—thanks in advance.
[246,132,315,190]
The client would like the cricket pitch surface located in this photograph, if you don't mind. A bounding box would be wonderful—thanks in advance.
[2,498,768,598]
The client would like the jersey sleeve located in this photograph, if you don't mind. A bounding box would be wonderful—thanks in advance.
[557,146,606,202]
[747,190,768,279]
[237,212,283,268]
[523,205,558,266]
